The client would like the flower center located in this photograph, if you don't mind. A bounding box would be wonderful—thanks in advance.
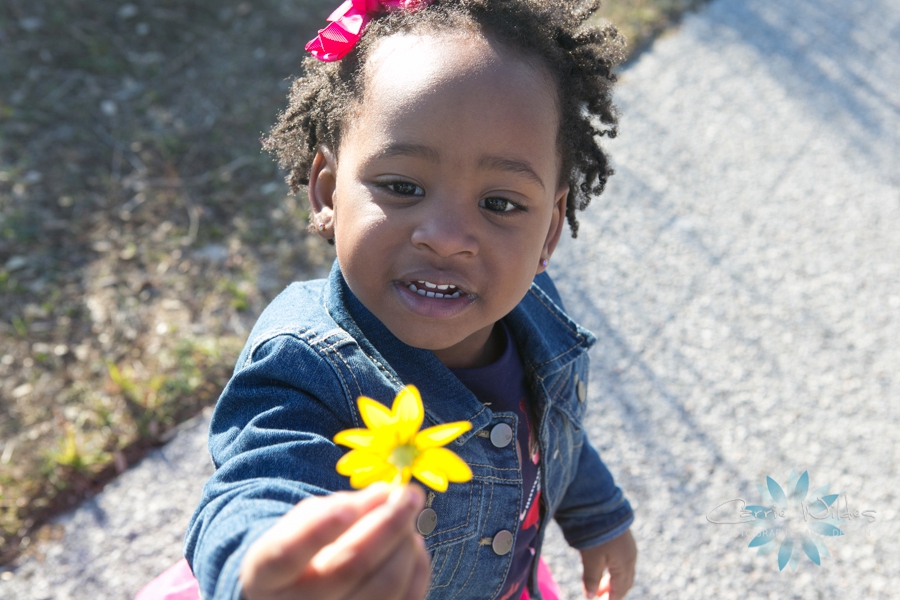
[389,444,418,470]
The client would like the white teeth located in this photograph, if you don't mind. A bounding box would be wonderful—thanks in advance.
[416,280,458,290]
[406,281,464,299]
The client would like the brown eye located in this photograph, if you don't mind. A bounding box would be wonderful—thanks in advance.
[384,181,424,196]
[480,197,517,212]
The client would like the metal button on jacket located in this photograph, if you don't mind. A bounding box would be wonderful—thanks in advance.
[490,423,513,448]
[491,530,514,555]
[417,508,437,535]
[577,380,587,403]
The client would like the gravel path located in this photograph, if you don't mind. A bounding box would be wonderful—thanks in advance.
[3,0,898,597]
[544,0,900,597]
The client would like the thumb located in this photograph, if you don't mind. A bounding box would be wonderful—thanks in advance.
[243,486,391,591]
[582,552,608,599]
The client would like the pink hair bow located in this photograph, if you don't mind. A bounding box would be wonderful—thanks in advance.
[305,0,432,62]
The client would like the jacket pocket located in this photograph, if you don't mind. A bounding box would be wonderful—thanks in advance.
[423,480,483,593]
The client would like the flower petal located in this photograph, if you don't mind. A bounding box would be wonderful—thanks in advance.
[334,428,393,454]
[358,396,396,430]
[340,461,377,479]
[334,428,377,449]
[415,421,472,449]
[398,466,412,485]
[392,385,423,443]
[350,462,397,489]
[411,464,449,492]
[417,447,472,482]
[336,449,385,476]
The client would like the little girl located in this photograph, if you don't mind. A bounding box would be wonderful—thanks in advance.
[140,1,637,599]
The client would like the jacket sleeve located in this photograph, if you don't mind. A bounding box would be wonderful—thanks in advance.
[552,435,634,550]
[183,333,356,600]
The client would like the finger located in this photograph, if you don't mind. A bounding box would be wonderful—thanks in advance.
[402,534,431,600]
[607,564,634,600]
[343,534,419,600]
[311,485,423,572]
[582,555,608,598]
[597,571,611,598]
[302,485,425,596]
[243,485,392,592]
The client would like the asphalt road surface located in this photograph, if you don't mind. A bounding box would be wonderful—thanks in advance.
[3,0,898,597]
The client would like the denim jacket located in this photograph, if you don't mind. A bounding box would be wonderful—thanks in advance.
[184,261,633,600]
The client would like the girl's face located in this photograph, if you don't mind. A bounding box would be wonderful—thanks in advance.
[309,31,569,369]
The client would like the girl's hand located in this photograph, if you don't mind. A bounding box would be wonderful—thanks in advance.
[240,484,430,600]
[579,528,637,600]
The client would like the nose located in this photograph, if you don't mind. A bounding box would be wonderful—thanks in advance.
[410,198,479,258]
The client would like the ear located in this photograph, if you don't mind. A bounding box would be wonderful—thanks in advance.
[308,147,338,241]
[537,185,569,275]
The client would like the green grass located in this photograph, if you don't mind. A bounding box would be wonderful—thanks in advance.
[596,0,709,57]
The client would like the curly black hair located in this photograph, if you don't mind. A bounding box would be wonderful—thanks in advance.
[263,0,625,237]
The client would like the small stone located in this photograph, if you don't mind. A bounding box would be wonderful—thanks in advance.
[5,256,27,271]
[194,244,229,262]
[101,100,117,117]
[24,303,49,319]
[117,4,138,19]
[12,383,33,399]
[120,243,137,260]
[19,17,43,32]
[31,343,52,354]
[74,344,90,362]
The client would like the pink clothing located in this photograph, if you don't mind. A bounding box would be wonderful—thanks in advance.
[135,556,561,600]
[520,557,564,600]
[134,559,200,600]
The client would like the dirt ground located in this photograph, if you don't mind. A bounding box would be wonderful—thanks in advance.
[0,0,704,566]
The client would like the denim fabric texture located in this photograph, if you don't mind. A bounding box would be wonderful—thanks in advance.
[184,261,634,600]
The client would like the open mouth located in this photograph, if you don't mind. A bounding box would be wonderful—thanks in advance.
[402,280,471,299]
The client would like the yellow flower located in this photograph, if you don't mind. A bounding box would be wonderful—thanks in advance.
[334,385,473,492]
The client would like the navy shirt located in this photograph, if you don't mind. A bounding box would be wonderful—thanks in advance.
[451,321,542,600]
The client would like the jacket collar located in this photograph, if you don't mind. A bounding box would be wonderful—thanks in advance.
[322,261,595,441]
